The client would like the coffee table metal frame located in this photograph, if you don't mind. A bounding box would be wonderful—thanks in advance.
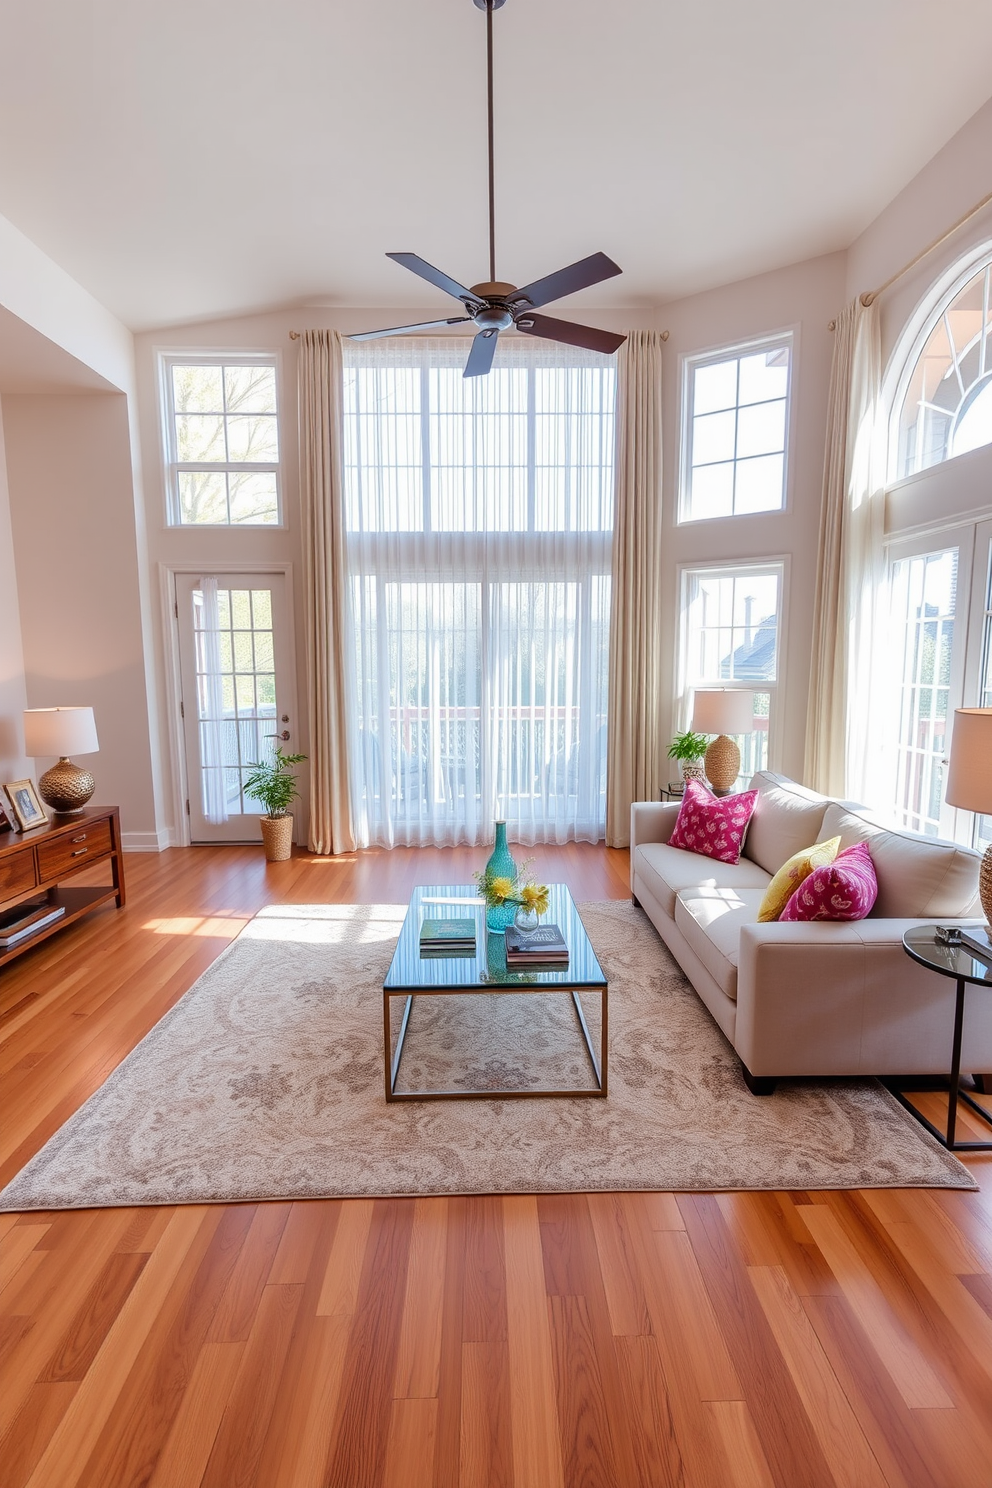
[896,927,992,1152]
[383,883,608,1102]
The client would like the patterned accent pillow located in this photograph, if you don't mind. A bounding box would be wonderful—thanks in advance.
[668,779,759,866]
[757,836,842,922]
[780,841,878,922]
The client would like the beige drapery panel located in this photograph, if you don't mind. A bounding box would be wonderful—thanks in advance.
[804,298,884,800]
[298,330,356,854]
[606,331,665,847]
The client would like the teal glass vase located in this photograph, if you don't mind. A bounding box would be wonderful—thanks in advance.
[484,821,518,933]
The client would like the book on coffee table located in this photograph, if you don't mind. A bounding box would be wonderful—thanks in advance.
[505,923,569,966]
[420,917,477,954]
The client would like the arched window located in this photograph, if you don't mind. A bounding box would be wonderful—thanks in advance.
[895,250,992,478]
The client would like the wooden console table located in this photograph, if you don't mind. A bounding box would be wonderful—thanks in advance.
[0,806,125,968]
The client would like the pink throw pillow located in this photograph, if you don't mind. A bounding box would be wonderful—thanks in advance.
[780,841,878,921]
[669,779,758,866]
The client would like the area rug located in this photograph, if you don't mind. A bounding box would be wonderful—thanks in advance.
[0,902,974,1209]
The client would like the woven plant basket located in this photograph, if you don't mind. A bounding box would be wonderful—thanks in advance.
[259,814,294,862]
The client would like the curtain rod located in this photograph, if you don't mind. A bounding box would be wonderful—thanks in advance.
[828,187,992,328]
[288,328,669,341]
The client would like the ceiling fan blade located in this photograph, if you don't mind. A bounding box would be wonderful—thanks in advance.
[508,252,622,310]
[515,314,626,356]
[349,317,472,342]
[464,329,499,378]
[386,253,483,307]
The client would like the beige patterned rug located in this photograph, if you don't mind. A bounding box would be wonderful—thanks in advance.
[0,901,974,1209]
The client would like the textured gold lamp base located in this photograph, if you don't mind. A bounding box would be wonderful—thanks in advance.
[981,843,992,928]
[38,758,96,815]
[705,734,741,794]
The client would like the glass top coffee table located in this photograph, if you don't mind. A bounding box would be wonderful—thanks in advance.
[383,883,608,1101]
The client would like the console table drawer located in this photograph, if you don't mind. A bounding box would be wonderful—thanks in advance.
[0,848,36,899]
[37,820,113,879]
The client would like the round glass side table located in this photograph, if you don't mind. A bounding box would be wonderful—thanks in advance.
[900,926,992,1152]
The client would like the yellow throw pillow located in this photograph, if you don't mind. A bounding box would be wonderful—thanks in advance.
[757,837,842,922]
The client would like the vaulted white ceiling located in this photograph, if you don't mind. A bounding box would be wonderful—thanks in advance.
[1,0,990,331]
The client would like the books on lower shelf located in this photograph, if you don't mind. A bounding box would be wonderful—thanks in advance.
[420,917,477,956]
[0,899,66,949]
[959,927,992,966]
[504,923,569,967]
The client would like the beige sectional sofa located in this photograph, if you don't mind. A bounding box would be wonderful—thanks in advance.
[630,771,992,1093]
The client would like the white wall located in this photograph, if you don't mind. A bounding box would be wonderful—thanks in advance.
[2,393,162,845]
[0,404,28,782]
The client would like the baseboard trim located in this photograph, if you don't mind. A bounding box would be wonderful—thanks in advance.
[122,829,171,853]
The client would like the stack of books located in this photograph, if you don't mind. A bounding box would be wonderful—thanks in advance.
[504,923,569,968]
[419,917,477,958]
[0,899,66,950]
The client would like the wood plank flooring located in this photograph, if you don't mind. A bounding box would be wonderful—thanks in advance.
[1,841,990,1487]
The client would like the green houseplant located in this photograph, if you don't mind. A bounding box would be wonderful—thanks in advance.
[667,729,708,786]
[243,747,307,861]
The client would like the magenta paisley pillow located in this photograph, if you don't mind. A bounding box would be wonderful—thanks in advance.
[780,841,878,922]
[668,779,758,865]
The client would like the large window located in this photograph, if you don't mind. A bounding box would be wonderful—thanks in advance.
[164,357,281,525]
[678,564,783,786]
[680,335,792,522]
[895,252,992,479]
[343,337,615,848]
[888,548,958,836]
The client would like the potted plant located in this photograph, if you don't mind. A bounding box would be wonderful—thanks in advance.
[243,748,307,862]
[667,729,708,786]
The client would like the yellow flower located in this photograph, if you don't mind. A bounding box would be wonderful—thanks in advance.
[488,875,516,904]
[520,882,550,915]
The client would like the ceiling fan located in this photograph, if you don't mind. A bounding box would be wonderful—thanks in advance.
[350,0,627,377]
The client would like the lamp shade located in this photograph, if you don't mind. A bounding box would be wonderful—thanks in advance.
[24,707,99,758]
[691,689,754,736]
[944,708,992,815]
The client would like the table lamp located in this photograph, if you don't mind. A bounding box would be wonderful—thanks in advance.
[23,707,100,815]
[691,689,754,795]
[944,707,992,926]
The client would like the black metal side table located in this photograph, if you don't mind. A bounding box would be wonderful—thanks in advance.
[659,784,685,802]
[898,926,992,1151]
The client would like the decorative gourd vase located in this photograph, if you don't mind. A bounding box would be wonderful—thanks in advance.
[484,821,518,932]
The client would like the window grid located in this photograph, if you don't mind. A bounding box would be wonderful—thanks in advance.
[681,337,792,523]
[679,565,782,788]
[165,358,281,526]
[889,549,957,837]
[193,587,277,815]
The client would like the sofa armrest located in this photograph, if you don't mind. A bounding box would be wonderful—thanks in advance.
[733,917,992,1076]
[630,800,680,852]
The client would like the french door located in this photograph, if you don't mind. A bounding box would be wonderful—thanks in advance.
[174,571,298,843]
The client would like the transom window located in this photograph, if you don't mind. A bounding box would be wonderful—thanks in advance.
[896,254,992,478]
[164,357,281,525]
[680,335,792,522]
[678,564,783,784]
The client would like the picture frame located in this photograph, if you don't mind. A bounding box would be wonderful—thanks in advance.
[4,778,47,832]
[0,790,14,833]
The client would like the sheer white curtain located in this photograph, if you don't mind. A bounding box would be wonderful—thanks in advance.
[805,299,888,802]
[342,335,616,848]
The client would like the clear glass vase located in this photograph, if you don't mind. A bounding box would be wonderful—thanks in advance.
[513,904,541,938]
[483,821,518,933]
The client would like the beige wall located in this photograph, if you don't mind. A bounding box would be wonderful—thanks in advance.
[0,404,28,781]
[2,393,160,843]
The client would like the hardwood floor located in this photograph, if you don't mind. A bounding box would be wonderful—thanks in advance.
[1,842,990,1488]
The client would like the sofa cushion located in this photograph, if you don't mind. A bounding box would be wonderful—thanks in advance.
[675,887,768,1001]
[669,779,758,864]
[743,771,830,875]
[780,841,878,921]
[757,836,842,921]
[634,842,771,920]
[820,803,981,918]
